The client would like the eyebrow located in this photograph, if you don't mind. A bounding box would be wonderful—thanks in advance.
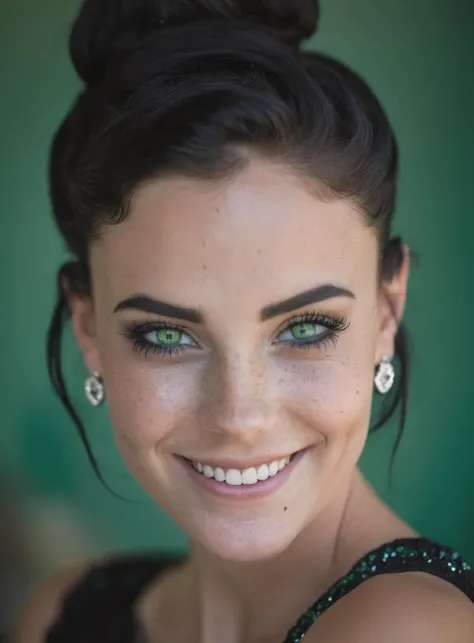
[260,284,355,321]
[114,295,203,324]
[114,284,354,324]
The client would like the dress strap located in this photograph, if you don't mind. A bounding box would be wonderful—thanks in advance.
[284,537,474,643]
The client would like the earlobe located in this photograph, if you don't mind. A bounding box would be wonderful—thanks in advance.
[68,294,101,375]
[376,244,410,362]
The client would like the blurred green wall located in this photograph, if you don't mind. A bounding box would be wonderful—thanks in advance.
[1,0,473,559]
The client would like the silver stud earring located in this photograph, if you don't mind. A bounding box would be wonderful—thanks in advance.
[374,357,395,395]
[84,371,105,407]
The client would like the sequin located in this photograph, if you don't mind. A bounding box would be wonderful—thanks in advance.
[283,537,474,643]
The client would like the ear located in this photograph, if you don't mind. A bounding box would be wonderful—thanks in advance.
[375,245,410,364]
[61,275,102,375]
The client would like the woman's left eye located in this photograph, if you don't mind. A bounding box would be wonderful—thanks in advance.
[274,313,349,350]
[276,322,325,344]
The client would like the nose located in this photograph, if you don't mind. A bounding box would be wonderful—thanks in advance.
[200,350,276,442]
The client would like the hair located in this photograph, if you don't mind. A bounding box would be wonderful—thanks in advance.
[47,0,409,489]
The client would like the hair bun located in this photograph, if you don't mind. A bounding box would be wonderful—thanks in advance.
[70,0,320,86]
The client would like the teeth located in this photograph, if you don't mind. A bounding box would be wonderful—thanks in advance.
[268,461,279,477]
[226,469,242,486]
[192,456,291,486]
[242,468,258,485]
[214,467,226,482]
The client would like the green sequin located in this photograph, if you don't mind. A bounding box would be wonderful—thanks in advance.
[283,538,473,643]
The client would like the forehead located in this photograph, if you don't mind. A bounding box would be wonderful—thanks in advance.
[92,160,378,307]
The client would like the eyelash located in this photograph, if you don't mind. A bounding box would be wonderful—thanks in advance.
[123,311,350,359]
[123,321,195,359]
[275,311,350,352]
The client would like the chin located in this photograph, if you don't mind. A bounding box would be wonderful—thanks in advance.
[187,515,302,563]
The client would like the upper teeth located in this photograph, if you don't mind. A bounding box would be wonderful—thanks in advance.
[192,457,291,486]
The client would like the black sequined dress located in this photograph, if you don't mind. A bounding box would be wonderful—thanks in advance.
[46,537,474,642]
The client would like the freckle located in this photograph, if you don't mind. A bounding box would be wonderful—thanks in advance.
[202,264,207,270]
[356,390,359,395]
[257,248,261,254]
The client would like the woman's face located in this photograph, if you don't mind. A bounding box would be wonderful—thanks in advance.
[72,158,408,562]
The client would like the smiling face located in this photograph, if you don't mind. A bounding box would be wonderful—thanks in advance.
[71,158,408,562]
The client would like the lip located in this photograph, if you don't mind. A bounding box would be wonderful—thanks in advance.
[179,452,296,470]
[175,448,308,501]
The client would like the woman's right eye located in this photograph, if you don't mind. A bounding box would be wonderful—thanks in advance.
[143,327,195,348]
[124,322,198,358]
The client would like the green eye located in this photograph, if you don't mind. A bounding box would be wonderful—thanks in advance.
[154,328,183,346]
[274,312,349,351]
[276,320,325,346]
[290,323,318,340]
[142,326,194,349]
[127,322,197,359]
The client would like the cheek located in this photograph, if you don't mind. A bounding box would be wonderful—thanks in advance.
[283,342,375,449]
[101,359,203,454]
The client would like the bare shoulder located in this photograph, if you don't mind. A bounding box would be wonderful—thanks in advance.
[11,560,98,643]
[304,572,474,643]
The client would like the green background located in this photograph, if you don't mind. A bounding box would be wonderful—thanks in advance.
[1,1,473,559]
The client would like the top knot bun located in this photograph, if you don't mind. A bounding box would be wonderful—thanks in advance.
[70,0,320,86]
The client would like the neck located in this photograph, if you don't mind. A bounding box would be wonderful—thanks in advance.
[190,468,372,643]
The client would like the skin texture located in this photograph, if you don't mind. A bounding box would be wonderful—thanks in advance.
[30,155,474,643]
[74,158,403,561]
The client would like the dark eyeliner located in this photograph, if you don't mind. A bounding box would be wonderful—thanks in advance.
[122,320,197,358]
[275,310,350,350]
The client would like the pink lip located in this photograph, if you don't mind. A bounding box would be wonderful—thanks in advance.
[178,453,296,470]
[176,449,307,501]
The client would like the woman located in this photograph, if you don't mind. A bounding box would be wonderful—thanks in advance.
[14,0,474,641]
